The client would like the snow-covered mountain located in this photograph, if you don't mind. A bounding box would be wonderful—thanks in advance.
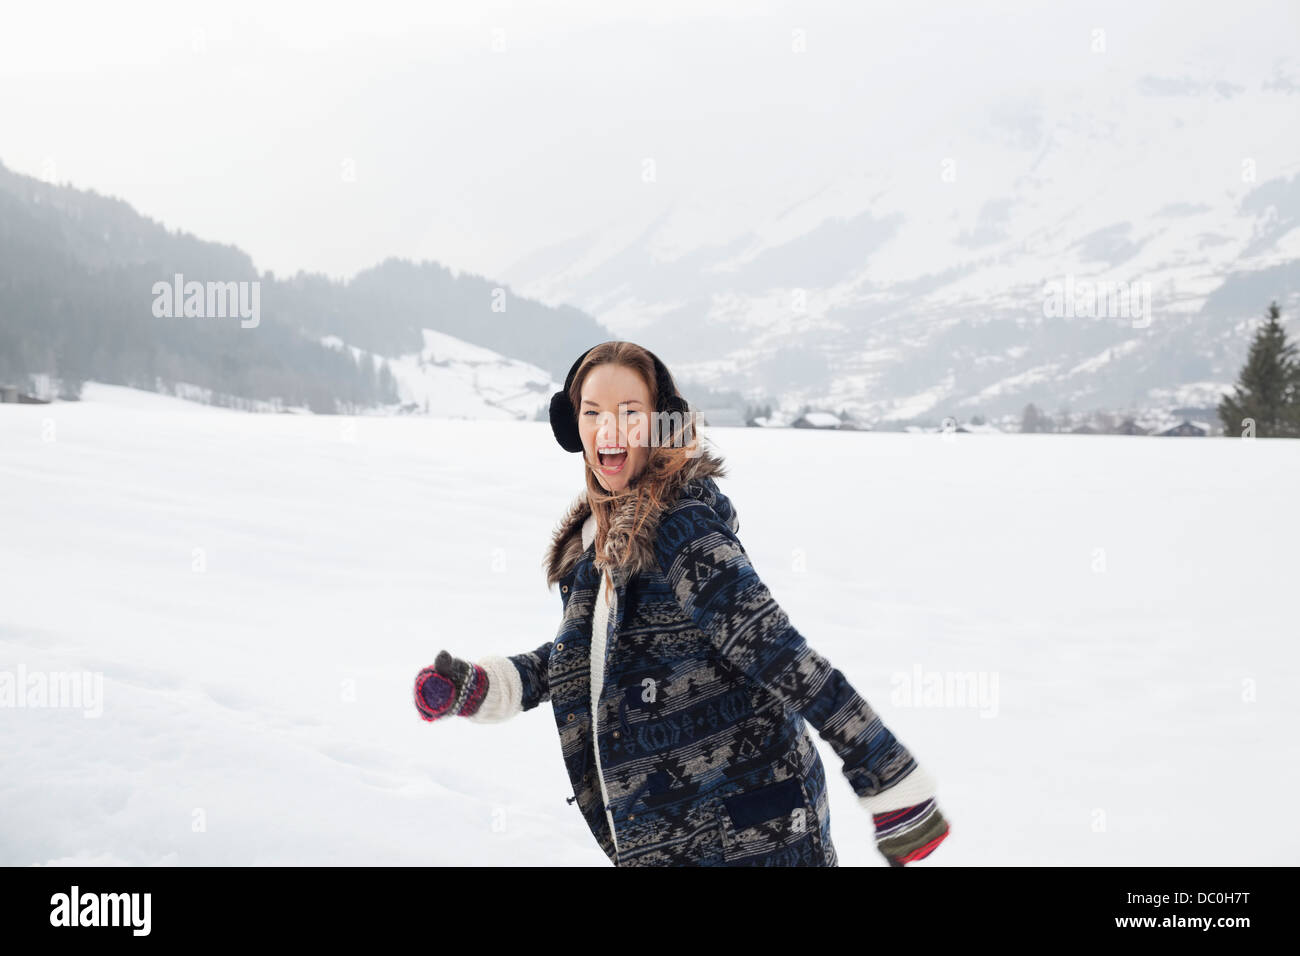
[501,70,1300,425]
[322,328,561,421]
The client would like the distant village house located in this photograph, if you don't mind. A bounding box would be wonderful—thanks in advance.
[792,411,844,429]
[1156,420,1209,436]
[0,384,52,404]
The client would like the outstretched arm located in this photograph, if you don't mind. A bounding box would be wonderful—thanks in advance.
[414,641,552,725]
[652,500,950,864]
[466,641,553,723]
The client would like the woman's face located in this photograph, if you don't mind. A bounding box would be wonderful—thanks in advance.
[579,363,654,493]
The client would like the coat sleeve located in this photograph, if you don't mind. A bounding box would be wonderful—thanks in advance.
[465,642,552,723]
[651,500,938,813]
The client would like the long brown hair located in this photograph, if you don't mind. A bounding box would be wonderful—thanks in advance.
[567,341,701,595]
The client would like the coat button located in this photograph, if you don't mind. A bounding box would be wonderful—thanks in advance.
[556,642,564,651]
[612,730,620,738]
[561,585,569,593]
[628,814,635,820]
[567,713,575,722]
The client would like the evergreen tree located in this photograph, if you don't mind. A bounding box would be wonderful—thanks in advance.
[378,360,398,403]
[1021,402,1048,433]
[1218,301,1300,437]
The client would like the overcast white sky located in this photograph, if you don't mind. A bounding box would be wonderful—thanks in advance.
[2,0,1296,285]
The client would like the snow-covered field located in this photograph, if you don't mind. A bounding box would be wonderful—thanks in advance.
[2,383,1296,866]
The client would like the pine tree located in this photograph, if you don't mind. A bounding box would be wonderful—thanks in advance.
[1218,301,1300,437]
[1021,403,1048,433]
[378,360,398,404]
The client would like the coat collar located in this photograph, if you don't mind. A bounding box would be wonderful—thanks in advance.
[544,444,732,589]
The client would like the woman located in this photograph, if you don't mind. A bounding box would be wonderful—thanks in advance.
[414,341,951,867]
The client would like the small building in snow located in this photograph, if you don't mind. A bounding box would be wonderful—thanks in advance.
[1157,420,1209,437]
[792,411,843,429]
[1113,419,1148,436]
[0,384,51,404]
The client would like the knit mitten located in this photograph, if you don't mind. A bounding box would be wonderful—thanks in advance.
[414,650,489,721]
[872,798,950,867]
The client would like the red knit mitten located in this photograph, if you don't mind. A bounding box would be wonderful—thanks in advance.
[872,798,950,867]
[414,650,489,721]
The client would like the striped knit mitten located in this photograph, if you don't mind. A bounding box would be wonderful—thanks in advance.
[872,798,950,867]
[414,650,489,721]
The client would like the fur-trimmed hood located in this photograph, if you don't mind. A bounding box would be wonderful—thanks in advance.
[543,444,734,588]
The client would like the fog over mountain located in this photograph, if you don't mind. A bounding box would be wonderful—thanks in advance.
[0,160,603,414]
[2,1,1297,426]
[501,64,1300,425]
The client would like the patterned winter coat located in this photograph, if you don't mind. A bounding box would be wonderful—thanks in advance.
[474,447,941,865]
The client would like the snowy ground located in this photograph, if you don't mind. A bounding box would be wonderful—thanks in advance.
[2,383,1296,866]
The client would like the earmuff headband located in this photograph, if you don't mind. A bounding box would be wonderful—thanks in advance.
[548,343,689,453]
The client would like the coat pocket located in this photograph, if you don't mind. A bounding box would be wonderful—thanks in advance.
[718,776,816,864]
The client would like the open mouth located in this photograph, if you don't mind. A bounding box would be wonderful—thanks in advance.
[597,445,627,474]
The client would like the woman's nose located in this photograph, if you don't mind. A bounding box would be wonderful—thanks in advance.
[597,415,623,444]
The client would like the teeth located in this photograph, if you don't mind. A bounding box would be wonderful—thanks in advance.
[598,447,626,454]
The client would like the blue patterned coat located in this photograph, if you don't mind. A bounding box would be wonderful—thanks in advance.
[505,451,932,866]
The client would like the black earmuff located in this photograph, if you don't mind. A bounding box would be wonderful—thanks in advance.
[549,342,691,453]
